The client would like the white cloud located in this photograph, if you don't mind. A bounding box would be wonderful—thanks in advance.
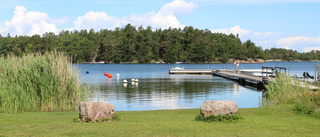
[276,36,320,46]
[2,0,197,36]
[212,25,251,36]
[211,25,320,52]
[27,20,58,36]
[0,6,64,36]
[73,0,198,30]
[131,0,197,29]
[73,11,128,31]
[159,0,198,18]
[303,47,320,52]
[276,36,320,52]
[128,10,184,29]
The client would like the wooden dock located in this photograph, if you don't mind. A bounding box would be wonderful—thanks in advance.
[212,69,271,88]
[169,68,273,88]
[292,80,320,91]
[169,69,213,74]
[169,68,319,90]
[169,69,268,87]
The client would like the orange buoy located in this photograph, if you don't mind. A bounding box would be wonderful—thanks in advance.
[108,74,112,78]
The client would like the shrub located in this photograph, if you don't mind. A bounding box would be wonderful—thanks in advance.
[263,73,320,114]
[0,52,91,113]
[195,113,243,122]
[74,113,120,123]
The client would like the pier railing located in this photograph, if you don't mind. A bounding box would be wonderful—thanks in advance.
[262,66,287,79]
[275,67,287,74]
[262,67,274,78]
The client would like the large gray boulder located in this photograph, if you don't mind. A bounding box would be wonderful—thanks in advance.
[79,102,115,121]
[200,100,238,117]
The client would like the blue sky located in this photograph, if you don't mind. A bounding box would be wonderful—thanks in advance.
[1,0,320,52]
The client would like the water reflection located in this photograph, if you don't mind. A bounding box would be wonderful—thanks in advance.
[123,83,127,88]
[233,83,240,97]
[91,76,261,111]
[78,62,319,111]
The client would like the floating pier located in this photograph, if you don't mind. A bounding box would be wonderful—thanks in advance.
[292,80,320,91]
[169,69,214,74]
[169,68,269,88]
[169,67,319,90]
[212,69,271,88]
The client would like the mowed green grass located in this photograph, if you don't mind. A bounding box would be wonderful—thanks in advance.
[0,107,319,137]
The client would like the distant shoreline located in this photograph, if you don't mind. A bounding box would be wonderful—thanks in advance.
[82,59,320,64]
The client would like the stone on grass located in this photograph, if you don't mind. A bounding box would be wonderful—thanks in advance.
[79,102,115,121]
[200,100,238,117]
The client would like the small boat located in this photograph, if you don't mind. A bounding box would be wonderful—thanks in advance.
[123,79,128,83]
[97,61,105,64]
[170,64,184,70]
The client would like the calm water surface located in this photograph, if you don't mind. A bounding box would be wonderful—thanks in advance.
[75,61,319,111]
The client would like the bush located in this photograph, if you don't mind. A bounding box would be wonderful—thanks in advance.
[0,52,91,113]
[263,73,320,114]
[293,91,320,114]
[74,113,120,123]
[195,113,243,122]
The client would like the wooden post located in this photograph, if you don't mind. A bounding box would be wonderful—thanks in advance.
[315,65,317,84]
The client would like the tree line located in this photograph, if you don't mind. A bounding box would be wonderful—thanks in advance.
[0,24,319,63]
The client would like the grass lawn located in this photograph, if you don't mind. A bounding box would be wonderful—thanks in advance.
[0,107,319,136]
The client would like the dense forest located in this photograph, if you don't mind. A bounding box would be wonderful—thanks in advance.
[0,24,319,63]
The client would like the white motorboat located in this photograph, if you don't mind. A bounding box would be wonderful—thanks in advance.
[170,64,184,70]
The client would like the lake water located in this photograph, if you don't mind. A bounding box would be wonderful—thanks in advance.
[75,61,319,111]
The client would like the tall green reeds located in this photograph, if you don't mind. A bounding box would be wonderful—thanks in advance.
[0,52,90,113]
[263,73,320,114]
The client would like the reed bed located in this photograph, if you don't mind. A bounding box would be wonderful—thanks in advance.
[0,52,90,113]
[264,73,320,114]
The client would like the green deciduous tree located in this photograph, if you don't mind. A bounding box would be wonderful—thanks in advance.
[0,24,319,63]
